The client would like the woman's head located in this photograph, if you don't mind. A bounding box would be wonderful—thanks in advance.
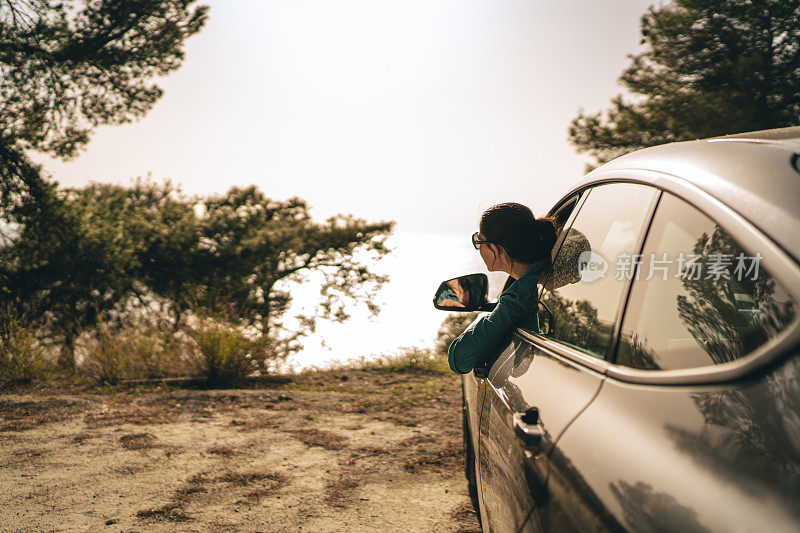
[477,202,557,274]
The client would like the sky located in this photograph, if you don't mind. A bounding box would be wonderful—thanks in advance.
[31,0,659,366]
[34,0,655,233]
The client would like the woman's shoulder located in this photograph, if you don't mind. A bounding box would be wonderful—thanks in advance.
[498,273,538,302]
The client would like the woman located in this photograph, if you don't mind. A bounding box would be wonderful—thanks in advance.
[448,202,557,374]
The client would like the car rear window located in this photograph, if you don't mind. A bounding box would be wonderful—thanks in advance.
[615,193,797,370]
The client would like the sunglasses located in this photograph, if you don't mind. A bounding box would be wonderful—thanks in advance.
[472,232,492,250]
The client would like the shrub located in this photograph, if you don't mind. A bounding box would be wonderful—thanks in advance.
[79,322,197,382]
[434,312,480,355]
[190,320,272,385]
[0,309,50,382]
[80,327,131,383]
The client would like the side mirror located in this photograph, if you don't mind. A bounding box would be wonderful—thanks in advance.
[433,273,488,312]
[538,300,554,336]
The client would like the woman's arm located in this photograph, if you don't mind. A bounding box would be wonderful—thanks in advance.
[437,298,465,308]
[447,277,537,373]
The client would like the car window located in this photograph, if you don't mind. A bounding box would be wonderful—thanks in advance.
[500,193,584,298]
[615,193,797,371]
[552,193,580,235]
[539,183,658,359]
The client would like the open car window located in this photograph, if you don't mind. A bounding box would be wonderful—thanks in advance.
[551,193,581,236]
[538,184,658,359]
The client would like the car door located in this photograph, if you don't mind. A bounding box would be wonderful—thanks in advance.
[546,190,800,532]
[477,183,659,532]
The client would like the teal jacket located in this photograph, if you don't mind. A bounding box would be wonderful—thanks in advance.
[448,259,549,374]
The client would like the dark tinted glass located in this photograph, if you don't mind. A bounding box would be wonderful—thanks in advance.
[552,194,580,232]
[616,193,797,370]
[539,184,657,359]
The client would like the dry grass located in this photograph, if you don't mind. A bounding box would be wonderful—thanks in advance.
[72,432,97,444]
[190,320,279,385]
[320,347,450,374]
[214,471,279,486]
[136,503,192,523]
[237,489,271,504]
[400,437,462,473]
[136,469,288,521]
[339,446,390,466]
[80,323,198,383]
[119,432,158,450]
[206,445,235,456]
[136,472,287,522]
[234,472,288,504]
[324,474,361,508]
[136,474,205,523]
[84,392,264,428]
[229,416,282,431]
[84,407,176,428]
[337,435,460,478]
[282,369,461,429]
[287,428,348,451]
[111,464,146,476]
[0,308,51,383]
[0,398,90,432]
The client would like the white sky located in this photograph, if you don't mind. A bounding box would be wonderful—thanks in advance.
[32,0,660,366]
[34,0,655,233]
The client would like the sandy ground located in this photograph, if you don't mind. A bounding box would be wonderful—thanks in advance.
[0,370,481,532]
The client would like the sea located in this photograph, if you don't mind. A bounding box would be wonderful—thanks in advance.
[284,229,507,370]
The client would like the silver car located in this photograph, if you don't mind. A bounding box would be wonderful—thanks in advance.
[434,127,800,532]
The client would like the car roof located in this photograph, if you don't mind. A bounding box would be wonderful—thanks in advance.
[573,127,800,264]
[713,126,800,146]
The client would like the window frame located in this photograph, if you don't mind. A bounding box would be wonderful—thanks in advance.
[533,190,589,305]
[518,170,800,386]
[546,190,589,269]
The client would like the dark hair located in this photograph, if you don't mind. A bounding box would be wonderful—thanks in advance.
[479,202,557,265]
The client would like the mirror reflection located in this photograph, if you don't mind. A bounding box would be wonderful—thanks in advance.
[434,274,487,311]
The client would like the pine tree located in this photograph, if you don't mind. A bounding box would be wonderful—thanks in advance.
[569,0,800,167]
[0,0,208,221]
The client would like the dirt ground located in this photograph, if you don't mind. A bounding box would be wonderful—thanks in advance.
[0,370,481,532]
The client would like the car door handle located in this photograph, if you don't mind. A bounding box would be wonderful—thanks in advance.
[514,408,543,448]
